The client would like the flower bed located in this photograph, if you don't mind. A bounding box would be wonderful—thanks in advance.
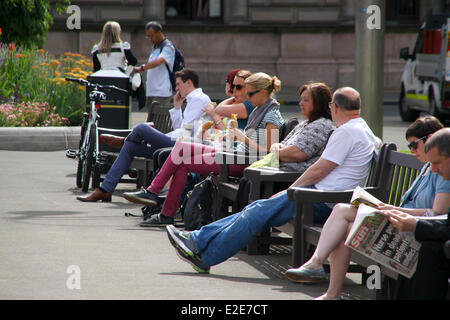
[0,42,93,126]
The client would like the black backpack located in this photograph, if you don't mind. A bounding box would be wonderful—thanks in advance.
[160,39,185,91]
[180,175,217,231]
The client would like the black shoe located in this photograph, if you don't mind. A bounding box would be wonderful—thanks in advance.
[142,204,162,220]
[124,189,160,206]
[166,225,210,274]
[139,213,174,227]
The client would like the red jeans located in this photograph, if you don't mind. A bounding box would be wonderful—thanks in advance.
[148,141,246,217]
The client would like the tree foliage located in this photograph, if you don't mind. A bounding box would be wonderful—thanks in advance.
[0,0,70,48]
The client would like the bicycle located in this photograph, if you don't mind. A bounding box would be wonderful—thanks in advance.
[65,77,128,192]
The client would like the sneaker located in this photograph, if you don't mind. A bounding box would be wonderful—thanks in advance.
[284,266,328,283]
[139,213,174,227]
[166,225,210,274]
[124,189,160,206]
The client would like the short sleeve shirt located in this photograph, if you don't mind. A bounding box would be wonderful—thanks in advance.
[401,162,450,209]
[146,39,175,98]
[279,118,335,173]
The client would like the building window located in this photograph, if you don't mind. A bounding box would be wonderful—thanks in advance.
[386,0,420,22]
[166,0,222,21]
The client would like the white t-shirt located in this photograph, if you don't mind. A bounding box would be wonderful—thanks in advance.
[146,39,175,98]
[166,88,211,140]
[315,117,382,191]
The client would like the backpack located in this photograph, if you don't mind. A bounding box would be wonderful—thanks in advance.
[160,39,185,91]
[180,174,217,231]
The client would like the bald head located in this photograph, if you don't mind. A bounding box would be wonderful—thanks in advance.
[332,87,361,111]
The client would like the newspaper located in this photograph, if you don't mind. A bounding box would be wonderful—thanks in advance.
[345,204,421,278]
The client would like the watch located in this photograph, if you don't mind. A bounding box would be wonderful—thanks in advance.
[140,64,145,71]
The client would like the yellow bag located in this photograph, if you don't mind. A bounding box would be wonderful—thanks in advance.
[248,152,279,169]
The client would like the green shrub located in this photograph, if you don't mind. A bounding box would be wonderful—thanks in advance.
[0,43,93,126]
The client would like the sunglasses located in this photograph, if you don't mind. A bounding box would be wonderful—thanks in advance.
[407,136,427,150]
[230,84,244,91]
[246,89,261,98]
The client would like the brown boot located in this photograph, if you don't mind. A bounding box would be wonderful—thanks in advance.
[77,188,111,202]
[100,134,125,149]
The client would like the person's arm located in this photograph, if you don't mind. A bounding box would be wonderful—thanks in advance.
[125,49,138,66]
[137,57,166,72]
[276,145,309,163]
[290,158,339,188]
[231,123,279,153]
[386,209,450,242]
[214,101,248,119]
[378,193,450,216]
[92,52,100,72]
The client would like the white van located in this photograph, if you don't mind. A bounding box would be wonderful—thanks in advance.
[399,12,450,122]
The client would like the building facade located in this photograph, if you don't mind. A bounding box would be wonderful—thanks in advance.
[46,0,449,101]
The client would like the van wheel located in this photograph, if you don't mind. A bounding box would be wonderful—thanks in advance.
[399,87,420,122]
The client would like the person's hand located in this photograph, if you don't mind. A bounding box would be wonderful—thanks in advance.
[270,143,284,156]
[376,203,397,211]
[385,210,417,232]
[227,128,246,143]
[173,91,184,109]
[202,102,217,117]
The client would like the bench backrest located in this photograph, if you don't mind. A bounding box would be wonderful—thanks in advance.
[151,102,173,134]
[372,147,424,205]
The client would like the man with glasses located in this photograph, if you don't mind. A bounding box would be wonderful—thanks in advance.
[386,128,450,299]
[166,87,382,274]
[135,21,175,122]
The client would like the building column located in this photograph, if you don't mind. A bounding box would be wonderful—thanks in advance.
[355,0,385,139]
[143,0,165,23]
[224,0,249,24]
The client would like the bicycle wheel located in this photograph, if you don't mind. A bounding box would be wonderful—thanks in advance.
[76,124,87,188]
[81,125,96,192]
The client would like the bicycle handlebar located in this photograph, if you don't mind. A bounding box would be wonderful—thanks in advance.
[65,77,128,94]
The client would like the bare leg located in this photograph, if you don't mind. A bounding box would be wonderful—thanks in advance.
[315,223,352,300]
[302,203,357,270]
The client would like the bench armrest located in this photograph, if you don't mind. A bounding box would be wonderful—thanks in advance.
[214,151,260,165]
[445,240,450,259]
[244,167,301,183]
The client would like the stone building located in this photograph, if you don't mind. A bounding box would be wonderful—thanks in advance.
[46,0,449,102]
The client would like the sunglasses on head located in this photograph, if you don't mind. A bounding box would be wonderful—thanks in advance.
[246,89,261,98]
[230,84,243,91]
[407,136,427,150]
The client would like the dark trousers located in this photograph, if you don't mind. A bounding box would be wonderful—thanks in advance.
[394,241,450,300]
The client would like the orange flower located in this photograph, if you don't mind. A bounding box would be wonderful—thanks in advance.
[50,60,60,67]
[13,54,24,59]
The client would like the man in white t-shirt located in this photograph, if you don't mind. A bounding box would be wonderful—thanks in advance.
[135,21,175,122]
[165,87,382,274]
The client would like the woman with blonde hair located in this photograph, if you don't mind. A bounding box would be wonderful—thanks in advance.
[91,21,137,72]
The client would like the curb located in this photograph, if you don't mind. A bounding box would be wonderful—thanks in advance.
[0,127,80,152]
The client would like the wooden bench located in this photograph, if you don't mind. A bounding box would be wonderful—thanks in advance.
[93,101,173,189]
[286,144,425,298]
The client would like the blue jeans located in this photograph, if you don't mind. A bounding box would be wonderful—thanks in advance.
[101,123,175,193]
[190,189,332,267]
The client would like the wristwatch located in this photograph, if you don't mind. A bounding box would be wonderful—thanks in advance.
[140,64,145,71]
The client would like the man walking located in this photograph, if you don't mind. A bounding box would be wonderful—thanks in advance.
[136,21,175,121]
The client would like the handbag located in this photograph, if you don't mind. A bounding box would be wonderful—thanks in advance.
[120,42,141,91]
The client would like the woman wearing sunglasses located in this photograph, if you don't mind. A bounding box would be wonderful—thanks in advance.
[284,115,450,300]
[202,69,255,131]
[125,72,285,226]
